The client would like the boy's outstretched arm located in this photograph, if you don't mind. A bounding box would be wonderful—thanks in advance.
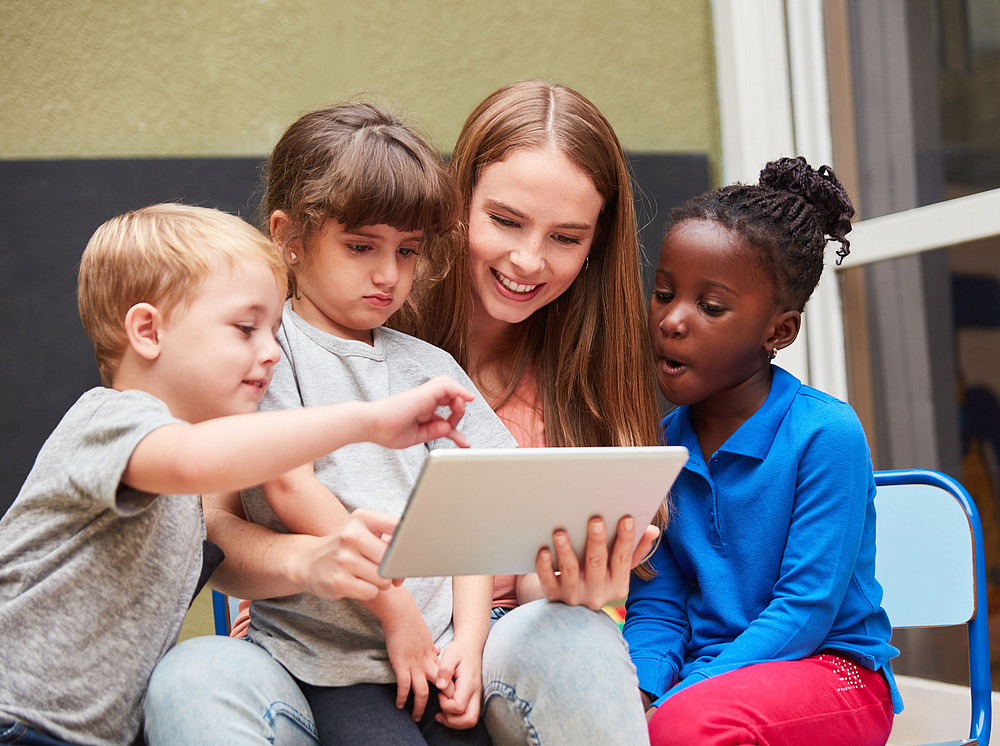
[122,376,474,496]
[435,574,492,728]
[367,375,472,450]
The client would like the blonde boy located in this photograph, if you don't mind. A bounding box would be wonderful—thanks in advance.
[0,204,473,746]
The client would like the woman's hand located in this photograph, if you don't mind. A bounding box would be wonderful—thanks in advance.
[289,509,401,600]
[534,515,659,609]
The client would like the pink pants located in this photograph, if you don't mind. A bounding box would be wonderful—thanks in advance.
[647,654,894,746]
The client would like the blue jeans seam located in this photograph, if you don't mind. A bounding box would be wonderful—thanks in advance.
[263,700,318,744]
[0,720,27,743]
[483,681,541,746]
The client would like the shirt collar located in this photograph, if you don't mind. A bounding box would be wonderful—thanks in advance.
[664,365,802,464]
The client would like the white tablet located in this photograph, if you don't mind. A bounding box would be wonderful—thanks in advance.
[378,446,688,578]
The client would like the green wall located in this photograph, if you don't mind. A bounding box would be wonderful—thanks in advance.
[0,0,720,165]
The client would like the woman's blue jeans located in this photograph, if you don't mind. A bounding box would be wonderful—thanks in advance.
[144,600,649,745]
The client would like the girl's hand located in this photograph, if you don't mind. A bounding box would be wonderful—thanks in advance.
[535,515,660,609]
[434,637,483,729]
[368,376,474,450]
[640,689,653,710]
[379,593,441,721]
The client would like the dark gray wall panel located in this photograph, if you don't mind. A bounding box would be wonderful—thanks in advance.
[0,153,709,514]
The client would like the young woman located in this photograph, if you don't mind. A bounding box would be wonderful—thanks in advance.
[395,81,660,744]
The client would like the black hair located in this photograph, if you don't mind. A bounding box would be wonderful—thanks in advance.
[665,156,855,311]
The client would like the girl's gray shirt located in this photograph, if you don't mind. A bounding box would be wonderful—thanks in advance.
[242,304,516,687]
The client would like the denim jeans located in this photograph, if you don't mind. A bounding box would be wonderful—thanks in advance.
[0,719,76,746]
[481,600,650,746]
[144,635,318,746]
[145,602,648,746]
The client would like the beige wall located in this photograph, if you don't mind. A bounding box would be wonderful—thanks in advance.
[0,0,720,167]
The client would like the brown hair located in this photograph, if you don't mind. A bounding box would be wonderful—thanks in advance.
[78,203,285,386]
[394,80,660,451]
[260,102,459,297]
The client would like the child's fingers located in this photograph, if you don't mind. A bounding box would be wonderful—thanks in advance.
[446,427,471,449]
[446,395,468,428]
[436,699,480,729]
[436,667,481,729]
[395,670,412,710]
[435,652,457,695]
[448,668,476,713]
[606,515,637,600]
[410,674,430,722]
[425,375,474,405]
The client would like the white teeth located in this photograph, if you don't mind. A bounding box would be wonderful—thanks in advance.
[494,269,538,294]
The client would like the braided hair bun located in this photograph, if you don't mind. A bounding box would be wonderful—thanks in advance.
[666,155,857,311]
[758,156,855,265]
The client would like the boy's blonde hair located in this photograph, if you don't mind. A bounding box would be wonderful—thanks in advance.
[78,203,286,386]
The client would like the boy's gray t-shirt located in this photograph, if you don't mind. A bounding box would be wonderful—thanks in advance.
[0,388,204,746]
[242,304,516,687]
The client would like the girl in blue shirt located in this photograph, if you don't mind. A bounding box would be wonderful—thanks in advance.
[624,156,901,746]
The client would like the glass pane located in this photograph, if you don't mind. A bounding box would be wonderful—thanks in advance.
[933,0,1000,199]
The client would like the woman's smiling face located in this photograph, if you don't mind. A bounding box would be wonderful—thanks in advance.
[466,146,604,328]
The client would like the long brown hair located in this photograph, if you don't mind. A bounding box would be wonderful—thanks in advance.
[393,80,660,452]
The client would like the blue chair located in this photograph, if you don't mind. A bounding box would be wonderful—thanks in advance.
[211,590,242,636]
[875,469,992,746]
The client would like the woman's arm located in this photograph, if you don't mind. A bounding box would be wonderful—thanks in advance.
[204,490,397,601]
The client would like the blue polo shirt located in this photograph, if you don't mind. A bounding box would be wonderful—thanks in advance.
[624,366,901,712]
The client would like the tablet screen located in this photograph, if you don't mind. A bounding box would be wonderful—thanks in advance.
[379,446,687,578]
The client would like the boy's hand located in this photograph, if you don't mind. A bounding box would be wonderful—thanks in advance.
[434,637,483,729]
[379,591,441,721]
[368,376,474,450]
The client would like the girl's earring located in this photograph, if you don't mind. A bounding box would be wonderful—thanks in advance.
[289,252,297,262]
[583,256,590,271]
[770,347,778,360]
